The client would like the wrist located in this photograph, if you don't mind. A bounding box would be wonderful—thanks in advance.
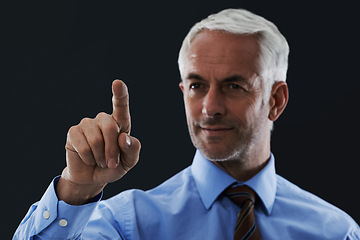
[56,177,106,205]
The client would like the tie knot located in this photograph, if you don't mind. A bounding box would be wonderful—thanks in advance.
[224,185,257,207]
[225,185,262,240]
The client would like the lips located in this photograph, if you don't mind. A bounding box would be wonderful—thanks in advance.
[200,126,234,136]
[202,126,233,131]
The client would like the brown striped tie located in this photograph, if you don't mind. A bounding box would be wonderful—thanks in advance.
[225,185,262,240]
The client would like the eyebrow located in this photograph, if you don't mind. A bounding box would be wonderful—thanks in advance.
[186,73,249,84]
[186,73,205,81]
[223,74,248,83]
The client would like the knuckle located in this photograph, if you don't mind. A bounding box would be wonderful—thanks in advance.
[80,117,93,125]
[95,112,120,133]
[136,140,141,151]
[113,94,129,106]
[77,144,91,156]
[133,143,141,156]
[67,126,79,138]
[96,112,109,119]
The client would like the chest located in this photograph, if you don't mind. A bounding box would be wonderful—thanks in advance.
[130,199,237,240]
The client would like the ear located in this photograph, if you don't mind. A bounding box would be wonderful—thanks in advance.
[179,81,184,93]
[268,81,289,121]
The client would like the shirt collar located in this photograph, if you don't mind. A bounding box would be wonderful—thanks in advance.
[191,150,277,215]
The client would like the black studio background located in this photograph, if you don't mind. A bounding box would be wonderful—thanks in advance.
[2,0,359,238]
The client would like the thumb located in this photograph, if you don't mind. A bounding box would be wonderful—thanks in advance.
[118,132,141,172]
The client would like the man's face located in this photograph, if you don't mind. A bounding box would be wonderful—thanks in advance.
[180,30,271,161]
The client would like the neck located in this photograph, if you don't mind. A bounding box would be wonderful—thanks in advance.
[211,143,271,182]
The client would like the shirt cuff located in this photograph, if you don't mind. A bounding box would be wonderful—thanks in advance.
[34,176,102,239]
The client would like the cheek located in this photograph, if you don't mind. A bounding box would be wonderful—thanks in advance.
[228,99,262,124]
[184,97,201,122]
[244,104,269,129]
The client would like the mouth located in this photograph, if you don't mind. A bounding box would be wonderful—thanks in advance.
[200,126,234,136]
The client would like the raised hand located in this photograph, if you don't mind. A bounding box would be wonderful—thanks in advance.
[57,80,141,205]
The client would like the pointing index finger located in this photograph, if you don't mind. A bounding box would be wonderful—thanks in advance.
[112,80,131,133]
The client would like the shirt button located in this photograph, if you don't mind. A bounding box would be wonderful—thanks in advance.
[59,219,68,227]
[43,210,50,220]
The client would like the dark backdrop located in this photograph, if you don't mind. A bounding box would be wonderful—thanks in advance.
[2,0,359,238]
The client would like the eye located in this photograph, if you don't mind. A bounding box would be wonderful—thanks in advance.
[228,83,246,91]
[224,83,247,94]
[229,83,241,89]
[190,83,202,89]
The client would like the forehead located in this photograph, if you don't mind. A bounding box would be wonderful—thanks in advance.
[184,30,261,78]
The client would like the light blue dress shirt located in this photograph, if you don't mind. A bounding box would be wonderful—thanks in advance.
[14,151,360,239]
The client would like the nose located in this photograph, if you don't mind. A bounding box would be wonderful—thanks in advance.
[202,87,226,118]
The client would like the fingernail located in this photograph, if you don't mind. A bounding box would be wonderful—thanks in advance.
[108,159,118,168]
[126,134,131,146]
[99,162,107,168]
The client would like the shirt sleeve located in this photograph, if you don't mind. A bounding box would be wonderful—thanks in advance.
[13,176,102,240]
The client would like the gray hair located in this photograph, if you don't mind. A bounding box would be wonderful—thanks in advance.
[178,8,290,101]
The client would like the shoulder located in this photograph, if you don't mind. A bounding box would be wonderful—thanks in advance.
[274,175,359,238]
[276,174,345,213]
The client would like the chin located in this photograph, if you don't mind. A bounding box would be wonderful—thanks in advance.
[199,146,239,162]
[190,132,247,161]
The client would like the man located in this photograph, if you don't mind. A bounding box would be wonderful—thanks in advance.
[14,8,359,239]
